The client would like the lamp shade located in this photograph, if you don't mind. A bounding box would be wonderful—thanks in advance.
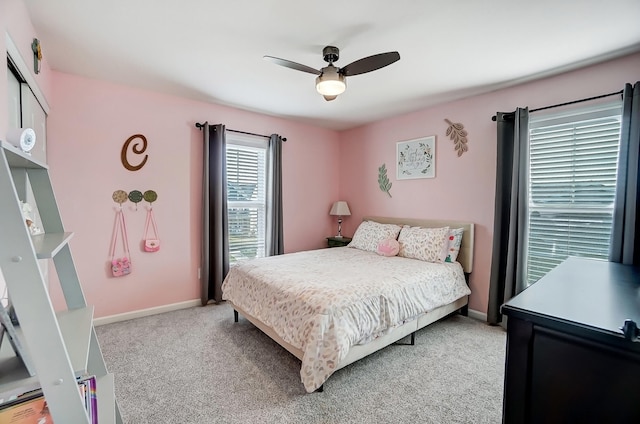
[329,201,351,216]
[316,67,346,96]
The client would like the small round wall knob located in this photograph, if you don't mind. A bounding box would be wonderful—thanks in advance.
[11,256,22,263]
[53,378,64,385]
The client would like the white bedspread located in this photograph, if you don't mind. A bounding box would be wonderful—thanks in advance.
[221,247,471,392]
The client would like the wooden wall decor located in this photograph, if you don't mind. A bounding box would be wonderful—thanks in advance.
[112,189,158,207]
[112,190,128,204]
[121,134,149,171]
[128,190,143,210]
[143,190,158,205]
[444,119,469,157]
[378,163,392,198]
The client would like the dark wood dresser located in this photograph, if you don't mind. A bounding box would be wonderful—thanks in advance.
[501,257,640,424]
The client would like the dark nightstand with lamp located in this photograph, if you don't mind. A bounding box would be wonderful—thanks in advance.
[328,200,351,247]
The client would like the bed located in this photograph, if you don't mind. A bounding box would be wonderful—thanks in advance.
[221,216,474,392]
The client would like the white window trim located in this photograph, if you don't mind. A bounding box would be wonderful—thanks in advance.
[529,101,622,129]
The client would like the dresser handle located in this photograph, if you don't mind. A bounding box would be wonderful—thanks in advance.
[620,319,639,341]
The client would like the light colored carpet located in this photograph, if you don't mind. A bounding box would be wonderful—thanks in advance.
[95,302,506,424]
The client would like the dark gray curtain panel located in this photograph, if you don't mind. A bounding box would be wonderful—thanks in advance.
[610,82,640,265]
[201,123,229,305]
[266,134,284,256]
[487,108,529,325]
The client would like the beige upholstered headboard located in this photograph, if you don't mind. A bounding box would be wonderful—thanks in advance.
[363,216,475,274]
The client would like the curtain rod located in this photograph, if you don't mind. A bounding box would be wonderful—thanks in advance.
[491,90,624,121]
[195,122,287,141]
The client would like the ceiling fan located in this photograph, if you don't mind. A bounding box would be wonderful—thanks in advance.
[264,46,400,101]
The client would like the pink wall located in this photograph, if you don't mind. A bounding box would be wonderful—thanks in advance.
[45,73,340,317]
[2,1,341,319]
[3,0,639,319]
[339,52,640,314]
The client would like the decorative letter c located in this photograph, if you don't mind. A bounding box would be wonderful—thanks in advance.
[121,134,148,171]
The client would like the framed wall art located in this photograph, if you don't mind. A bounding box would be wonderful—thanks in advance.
[396,135,436,179]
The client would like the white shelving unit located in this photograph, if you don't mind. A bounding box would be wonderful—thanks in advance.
[0,140,121,423]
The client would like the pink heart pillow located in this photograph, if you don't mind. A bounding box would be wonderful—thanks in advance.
[376,238,400,257]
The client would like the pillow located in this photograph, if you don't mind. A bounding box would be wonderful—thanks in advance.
[397,225,450,263]
[348,220,402,253]
[376,238,400,257]
[443,227,464,263]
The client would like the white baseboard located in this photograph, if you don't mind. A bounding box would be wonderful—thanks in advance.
[94,299,201,326]
[94,300,488,326]
[467,308,487,322]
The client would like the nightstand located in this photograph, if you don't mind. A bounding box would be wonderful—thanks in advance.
[326,236,352,247]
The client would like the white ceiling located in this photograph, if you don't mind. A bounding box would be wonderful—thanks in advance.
[23,0,640,131]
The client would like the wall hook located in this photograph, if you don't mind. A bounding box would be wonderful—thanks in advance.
[143,190,158,208]
[31,38,42,74]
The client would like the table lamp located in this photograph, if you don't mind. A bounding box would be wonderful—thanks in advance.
[329,201,351,238]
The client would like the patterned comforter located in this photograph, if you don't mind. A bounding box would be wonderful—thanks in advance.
[221,247,471,392]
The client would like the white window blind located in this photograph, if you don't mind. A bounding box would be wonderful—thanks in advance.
[526,102,622,285]
[226,134,267,263]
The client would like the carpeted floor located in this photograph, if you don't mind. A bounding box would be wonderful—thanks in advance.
[96,302,506,424]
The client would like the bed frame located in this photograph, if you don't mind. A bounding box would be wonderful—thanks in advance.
[229,217,475,391]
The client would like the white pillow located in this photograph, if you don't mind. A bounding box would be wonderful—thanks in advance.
[398,226,450,263]
[441,227,464,263]
[348,221,402,253]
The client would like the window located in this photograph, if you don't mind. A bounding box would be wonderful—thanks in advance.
[525,102,622,285]
[226,133,267,263]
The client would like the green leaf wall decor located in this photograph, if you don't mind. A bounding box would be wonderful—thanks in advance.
[378,164,392,198]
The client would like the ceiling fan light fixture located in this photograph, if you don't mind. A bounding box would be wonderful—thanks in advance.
[265,46,400,100]
[315,67,346,97]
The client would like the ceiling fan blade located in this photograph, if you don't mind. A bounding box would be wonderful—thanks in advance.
[263,56,321,75]
[340,52,400,76]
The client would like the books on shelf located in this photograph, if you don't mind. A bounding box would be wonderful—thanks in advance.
[0,393,51,424]
[0,375,98,424]
[84,376,98,424]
